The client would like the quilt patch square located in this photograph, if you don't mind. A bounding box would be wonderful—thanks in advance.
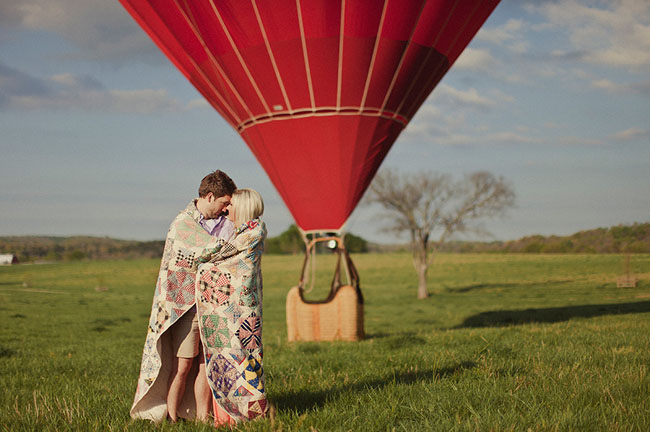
[174,248,196,268]
[165,270,195,306]
[247,399,267,419]
[237,315,261,350]
[208,354,238,394]
[201,315,231,348]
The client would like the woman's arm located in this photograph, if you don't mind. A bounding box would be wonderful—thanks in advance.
[207,241,240,263]
[198,235,244,264]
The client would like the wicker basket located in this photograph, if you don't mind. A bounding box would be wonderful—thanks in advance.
[286,237,364,342]
[286,285,364,341]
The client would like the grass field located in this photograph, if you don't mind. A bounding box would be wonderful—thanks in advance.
[1,253,649,431]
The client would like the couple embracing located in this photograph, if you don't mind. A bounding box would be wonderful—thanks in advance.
[130,170,268,426]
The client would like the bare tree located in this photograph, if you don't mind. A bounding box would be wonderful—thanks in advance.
[365,169,515,299]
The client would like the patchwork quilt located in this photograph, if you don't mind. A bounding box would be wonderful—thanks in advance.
[130,200,267,423]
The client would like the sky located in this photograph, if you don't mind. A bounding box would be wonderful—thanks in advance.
[1,0,649,243]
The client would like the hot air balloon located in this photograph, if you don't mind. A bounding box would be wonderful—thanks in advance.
[119,0,500,340]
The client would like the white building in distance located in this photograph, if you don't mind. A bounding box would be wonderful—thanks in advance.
[0,254,18,265]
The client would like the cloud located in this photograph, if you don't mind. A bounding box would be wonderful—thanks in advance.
[0,62,51,99]
[405,90,605,148]
[404,84,518,146]
[591,79,620,92]
[405,122,543,147]
[591,78,650,96]
[457,16,564,84]
[454,48,497,72]
[50,73,104,90]
[186,98,210,110]
[485,131,542,145]
[0,0,158,63]
[478,19,524,44]
[430,84,497,111]
[404,100,472,145]
[549,50,590,62]
[529,0,650,71]
[554,136,603,146]
[477,18,529,53]
[0,61,192,113]
[487,88,515,104]
[609,128,650,141]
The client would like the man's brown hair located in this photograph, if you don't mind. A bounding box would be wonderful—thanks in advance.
[198,170,236,198]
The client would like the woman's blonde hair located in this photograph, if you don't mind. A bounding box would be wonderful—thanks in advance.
[231,188,264,226]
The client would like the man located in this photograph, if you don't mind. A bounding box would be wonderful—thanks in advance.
[130,170,236,423]
[195,171,237,240]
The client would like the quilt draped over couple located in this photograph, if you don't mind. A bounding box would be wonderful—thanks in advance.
[130,201,268,423]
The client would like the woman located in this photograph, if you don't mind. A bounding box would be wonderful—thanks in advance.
[195,188,268,426]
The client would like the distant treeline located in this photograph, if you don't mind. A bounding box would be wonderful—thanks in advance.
[0,236,166,263]
[0,225,368,263]
[2,223,648,262]
[435,223,650,254]
[264,225,368,255]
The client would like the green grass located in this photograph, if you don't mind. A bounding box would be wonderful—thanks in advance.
[1,253,649,431]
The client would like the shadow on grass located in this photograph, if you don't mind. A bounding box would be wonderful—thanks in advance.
[90,317,132,332]
[453,300,650,329]
[273,361,475,414]
[0,347,17,358]
[365,332,390,339]
[448,280,573,293]
[365,332,426,348]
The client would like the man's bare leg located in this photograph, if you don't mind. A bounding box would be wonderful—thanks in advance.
[194,357,211,422]
[167,356,194,422]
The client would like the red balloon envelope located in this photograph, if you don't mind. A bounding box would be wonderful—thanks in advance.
[119,0,500,232]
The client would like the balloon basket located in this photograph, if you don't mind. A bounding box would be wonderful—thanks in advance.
[286,235,364,342]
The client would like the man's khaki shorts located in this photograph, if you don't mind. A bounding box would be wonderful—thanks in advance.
[170,308,200,358]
